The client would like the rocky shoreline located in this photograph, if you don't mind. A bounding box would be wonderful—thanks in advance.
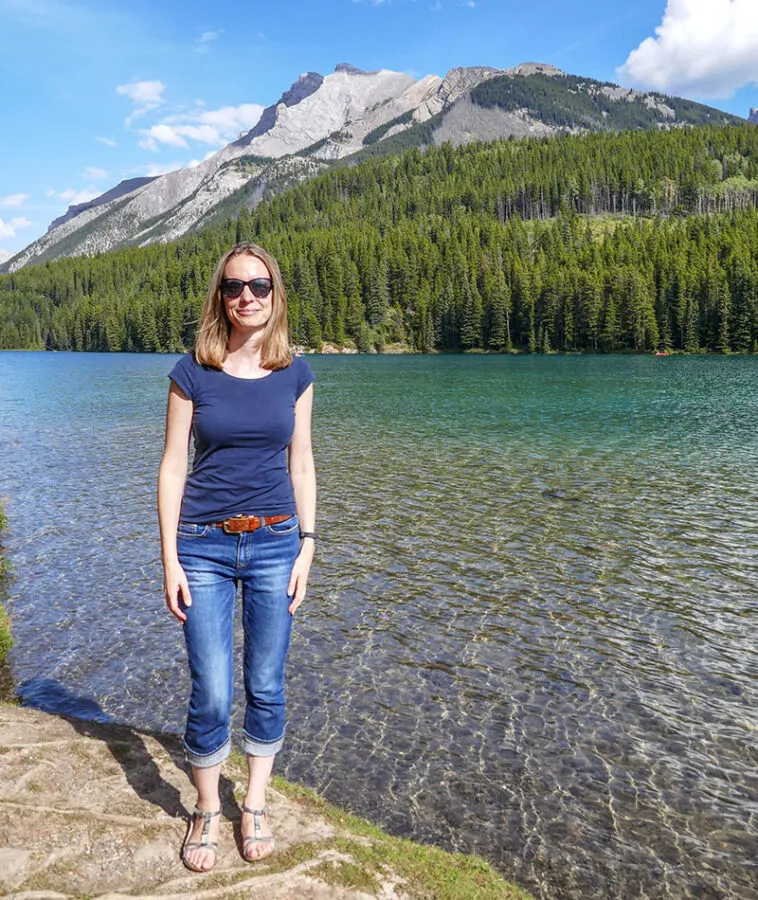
[0,704,532,899]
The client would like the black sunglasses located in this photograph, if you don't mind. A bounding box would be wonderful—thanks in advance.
[220,277,273,300]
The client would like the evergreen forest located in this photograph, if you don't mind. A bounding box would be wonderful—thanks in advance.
[2,123,758,354]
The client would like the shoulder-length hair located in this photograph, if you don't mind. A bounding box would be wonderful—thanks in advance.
[194,242,292,370]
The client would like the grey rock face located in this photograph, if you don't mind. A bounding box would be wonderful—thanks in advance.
[281,72,324,107]
[432,94,561,147]
[241,67,416,158]
[235,72,324,147]
[749,107,758,124]
[504,62,564,77]
[413,66,503,121]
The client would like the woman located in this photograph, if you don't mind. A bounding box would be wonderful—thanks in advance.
[158,242,316,872]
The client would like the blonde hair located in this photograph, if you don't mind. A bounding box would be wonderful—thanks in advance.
[194,242,292,370]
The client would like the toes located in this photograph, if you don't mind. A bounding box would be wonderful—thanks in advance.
[186,847,213,870]
[244,841,274,861]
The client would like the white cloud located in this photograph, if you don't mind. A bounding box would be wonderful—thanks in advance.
[430,1,442,10]
[140,103,264,151]
[174,124,222,143]
[45,188,57,197]
[96,136,118,147]
[2,193,29,207]
[195,29,223,52]
[83,167,109,181]
[466,1,475,6]
[620,0,758,97]
[176,105,264,132]
[117,79,165,104]
[117,79,166,124]
[0,217,33,240]
[0,249,12,265]
[141,123,189,149]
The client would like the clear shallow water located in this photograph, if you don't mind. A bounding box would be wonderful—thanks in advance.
[1,351,757,899]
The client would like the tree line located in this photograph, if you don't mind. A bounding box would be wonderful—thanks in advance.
[1,124,758,354]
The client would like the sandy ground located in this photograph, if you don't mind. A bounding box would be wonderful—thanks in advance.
[0,705,405,899]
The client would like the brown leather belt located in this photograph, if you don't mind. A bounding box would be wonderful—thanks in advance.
[213,514,292,534]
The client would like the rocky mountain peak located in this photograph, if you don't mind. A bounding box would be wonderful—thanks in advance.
[234,71,324,147]
[334,63,372,75]
[749,107,758,124]
[282,72,324,106]
[235,66,415,158]
[505,62,564,77]
[435,66,503,106]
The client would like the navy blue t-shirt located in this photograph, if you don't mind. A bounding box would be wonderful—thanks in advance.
[168,353,314,522]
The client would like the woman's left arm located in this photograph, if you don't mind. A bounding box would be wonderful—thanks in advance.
[287,383,316,614]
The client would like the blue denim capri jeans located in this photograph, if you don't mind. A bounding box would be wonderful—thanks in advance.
[177,514,300,768]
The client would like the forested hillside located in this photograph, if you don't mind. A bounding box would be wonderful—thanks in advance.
[2,124,758,354]
[469,72,741,130]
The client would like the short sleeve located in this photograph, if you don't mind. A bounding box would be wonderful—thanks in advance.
[294,356,315,399]
[168,353,197,400]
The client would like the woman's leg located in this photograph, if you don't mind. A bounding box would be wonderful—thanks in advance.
[178,527,237,869]
[242,754,277,858]
[185,762,222,870]
[238,519,300,858]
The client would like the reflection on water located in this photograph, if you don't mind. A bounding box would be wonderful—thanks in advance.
[1,352,757,899]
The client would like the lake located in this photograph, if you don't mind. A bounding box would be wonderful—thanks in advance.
[1,351,756,899]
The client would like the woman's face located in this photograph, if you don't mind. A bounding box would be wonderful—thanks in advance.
[221,253,273,334]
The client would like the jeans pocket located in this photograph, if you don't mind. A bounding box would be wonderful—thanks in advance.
[265,514,299,536]
[177,522,211,539]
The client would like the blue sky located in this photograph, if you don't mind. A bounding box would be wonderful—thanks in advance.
[2,0,758,259]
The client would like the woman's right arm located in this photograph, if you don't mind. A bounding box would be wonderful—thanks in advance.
[158,382,194,623]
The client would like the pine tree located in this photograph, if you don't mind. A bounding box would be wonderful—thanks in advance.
[459,270,483,349]
[365,259,390,327]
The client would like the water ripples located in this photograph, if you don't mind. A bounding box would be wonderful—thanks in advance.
[1,352,757,898]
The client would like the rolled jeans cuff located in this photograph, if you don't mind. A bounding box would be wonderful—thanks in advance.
[184,737,231,769]
[242,730,284,758]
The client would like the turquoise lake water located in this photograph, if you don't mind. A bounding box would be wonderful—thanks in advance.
[0,352,756,899]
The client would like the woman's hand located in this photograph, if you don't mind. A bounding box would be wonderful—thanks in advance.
[163,561,192,623]
[287,541,314,615]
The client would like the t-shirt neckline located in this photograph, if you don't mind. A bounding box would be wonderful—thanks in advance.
[219,367,274,382]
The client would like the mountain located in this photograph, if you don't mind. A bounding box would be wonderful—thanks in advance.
[750,108,758,124]
[47,177,158,231]
[2,63,744,273]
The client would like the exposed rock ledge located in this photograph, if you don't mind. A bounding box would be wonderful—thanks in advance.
[0,705,530,899]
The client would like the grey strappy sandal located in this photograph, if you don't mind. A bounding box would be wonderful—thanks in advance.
[182,807,221,872]
[241,804,275,862]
